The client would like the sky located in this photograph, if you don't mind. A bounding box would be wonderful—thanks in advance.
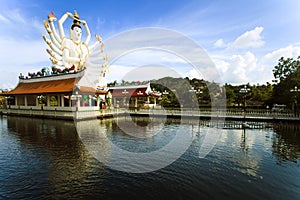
[1,0,300,89]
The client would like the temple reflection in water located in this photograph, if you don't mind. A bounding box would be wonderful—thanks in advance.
[6,116,105,198]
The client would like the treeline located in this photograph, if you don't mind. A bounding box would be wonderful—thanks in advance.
[151,77,273,108]
[108,77,273,108]
[109,55,300,109]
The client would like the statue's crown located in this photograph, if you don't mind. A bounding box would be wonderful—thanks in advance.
[73,10,81,26]
[74,10,80,19]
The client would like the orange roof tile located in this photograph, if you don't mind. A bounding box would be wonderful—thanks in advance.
[5,78,78,95]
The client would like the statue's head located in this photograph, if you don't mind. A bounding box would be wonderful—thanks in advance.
[70,11,82,43]
[70,24,82,42]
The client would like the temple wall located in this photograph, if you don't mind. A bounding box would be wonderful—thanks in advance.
[0,105,106,120]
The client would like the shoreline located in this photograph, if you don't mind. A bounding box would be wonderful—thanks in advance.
[1,108,300,123]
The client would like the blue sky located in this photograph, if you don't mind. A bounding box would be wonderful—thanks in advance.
[1,0,300,88]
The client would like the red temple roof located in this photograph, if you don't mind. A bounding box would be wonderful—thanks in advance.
[110,88,148,97]
[108,83,161,98]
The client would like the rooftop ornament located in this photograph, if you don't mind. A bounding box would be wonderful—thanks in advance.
[137,91,144,95]
[122,90,129,95]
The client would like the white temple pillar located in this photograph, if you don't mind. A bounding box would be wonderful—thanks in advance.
[77,96,81,108]
[97,96,100,107]
[123,97,126,107]
[61,95,64,107]
[36,97,39,106]
[135,97,138,107]
[153,97,156,106]
[89,95,92,106]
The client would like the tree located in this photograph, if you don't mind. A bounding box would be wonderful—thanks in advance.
[250,84,273,107]
[271,56,300,107]
[0,96,6,108]
[224,84,236,106]
[273,56,300,82]
[0,89,7,108]
[107,80,117,87]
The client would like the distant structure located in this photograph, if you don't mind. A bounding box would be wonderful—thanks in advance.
[108,83,161,108]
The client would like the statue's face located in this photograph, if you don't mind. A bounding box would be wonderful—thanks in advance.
[71,26,82,42]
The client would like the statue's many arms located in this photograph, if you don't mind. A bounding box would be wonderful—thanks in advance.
[42,10,107,72]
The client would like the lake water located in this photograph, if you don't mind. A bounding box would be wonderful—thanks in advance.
[0,116,299,199]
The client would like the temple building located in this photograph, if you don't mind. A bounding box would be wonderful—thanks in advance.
[3,70,107,109]
[1,68,162,119]
[108,83,161,108]
[2,72,161,109]
[0,10,162,119]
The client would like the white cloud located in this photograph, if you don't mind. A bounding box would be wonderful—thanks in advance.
[0,38,47,66]
[104,28,224,83]
[213,58,229,73]
[210,45,300,85]
[0,8,50,88]
[207,27,277,84]
[230,54,250,82]
[211,51,258,84]
[106,64,134,82]
[0,8,43,41]
[228,26,265,50]
[214,39,226,48]
[262,45,300,62]
[0,71,19,89]
[109,49,187,67]
[241,51,257,72]
[106,64,183,83]
[185,68,202,79]
[106,26,267,85]
[0,13,9,23]
[0,37,49,88]
[5,9,26,24]
[256,45,300,83]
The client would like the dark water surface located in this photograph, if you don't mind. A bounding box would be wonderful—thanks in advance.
[0,116,299,199]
